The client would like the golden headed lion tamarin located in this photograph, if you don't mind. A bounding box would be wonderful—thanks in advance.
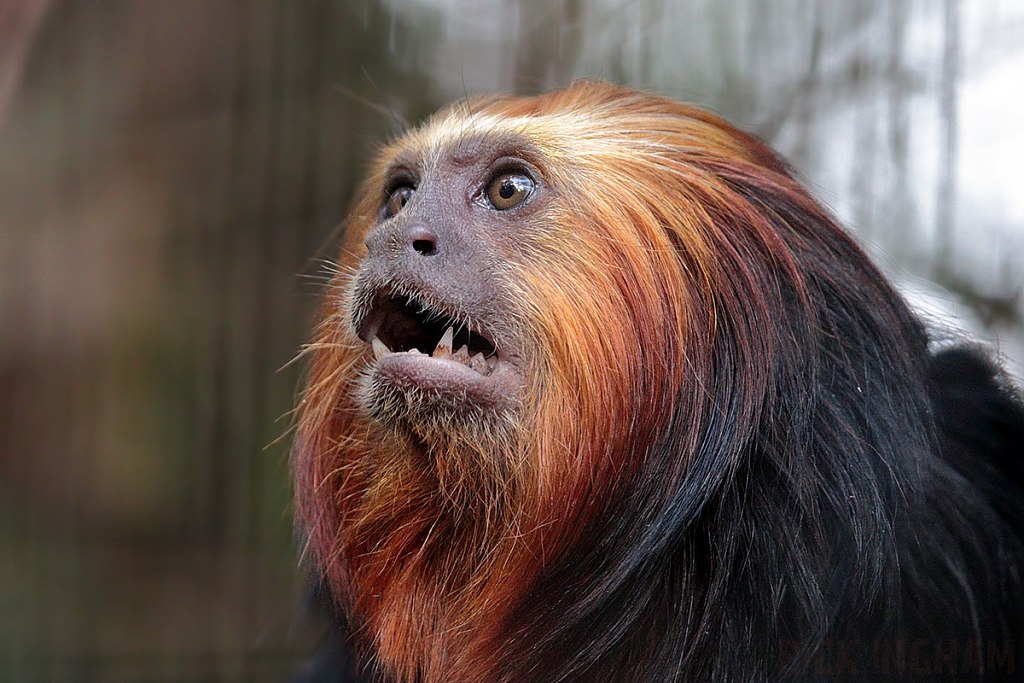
[292,81,1024,683]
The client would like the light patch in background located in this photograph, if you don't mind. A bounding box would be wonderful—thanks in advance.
[958,53,1024,227]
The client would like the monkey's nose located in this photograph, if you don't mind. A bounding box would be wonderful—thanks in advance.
[365,222,438,258]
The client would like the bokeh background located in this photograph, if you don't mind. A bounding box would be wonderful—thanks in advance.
[1,0,1022,681]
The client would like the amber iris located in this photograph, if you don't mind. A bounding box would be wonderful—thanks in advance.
[486,172,533,210]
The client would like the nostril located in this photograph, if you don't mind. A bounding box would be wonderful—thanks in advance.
[412,239,436,256]
[407,225,438,256]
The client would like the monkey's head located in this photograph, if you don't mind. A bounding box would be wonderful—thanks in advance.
[293,81,917,682]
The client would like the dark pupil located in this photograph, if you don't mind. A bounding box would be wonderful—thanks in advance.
[400,193,409,206]
[499,181,515,199]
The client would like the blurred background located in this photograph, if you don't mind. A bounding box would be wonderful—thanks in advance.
[0,0,1021,681]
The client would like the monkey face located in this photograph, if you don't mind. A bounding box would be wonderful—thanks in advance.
[349,136,550,432]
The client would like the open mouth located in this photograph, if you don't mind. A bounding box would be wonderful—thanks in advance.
[352,285,522,417]
[357,292,500,376]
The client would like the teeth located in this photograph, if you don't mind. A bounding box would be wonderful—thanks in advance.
[433,327,454,360]
[469,352,489,375]
[377,324,493,376]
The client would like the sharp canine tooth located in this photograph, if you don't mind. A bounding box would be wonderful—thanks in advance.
[372,337,389,360]
[433,327,454,359]
[470,352,488,374]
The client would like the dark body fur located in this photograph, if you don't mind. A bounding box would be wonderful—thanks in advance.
[291,83,1024,683]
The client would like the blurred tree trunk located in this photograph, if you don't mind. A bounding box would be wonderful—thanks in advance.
[0,0,50,129]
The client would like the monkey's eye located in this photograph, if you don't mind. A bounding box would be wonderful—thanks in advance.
[485,171,534,210]
[384,185,415,219]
